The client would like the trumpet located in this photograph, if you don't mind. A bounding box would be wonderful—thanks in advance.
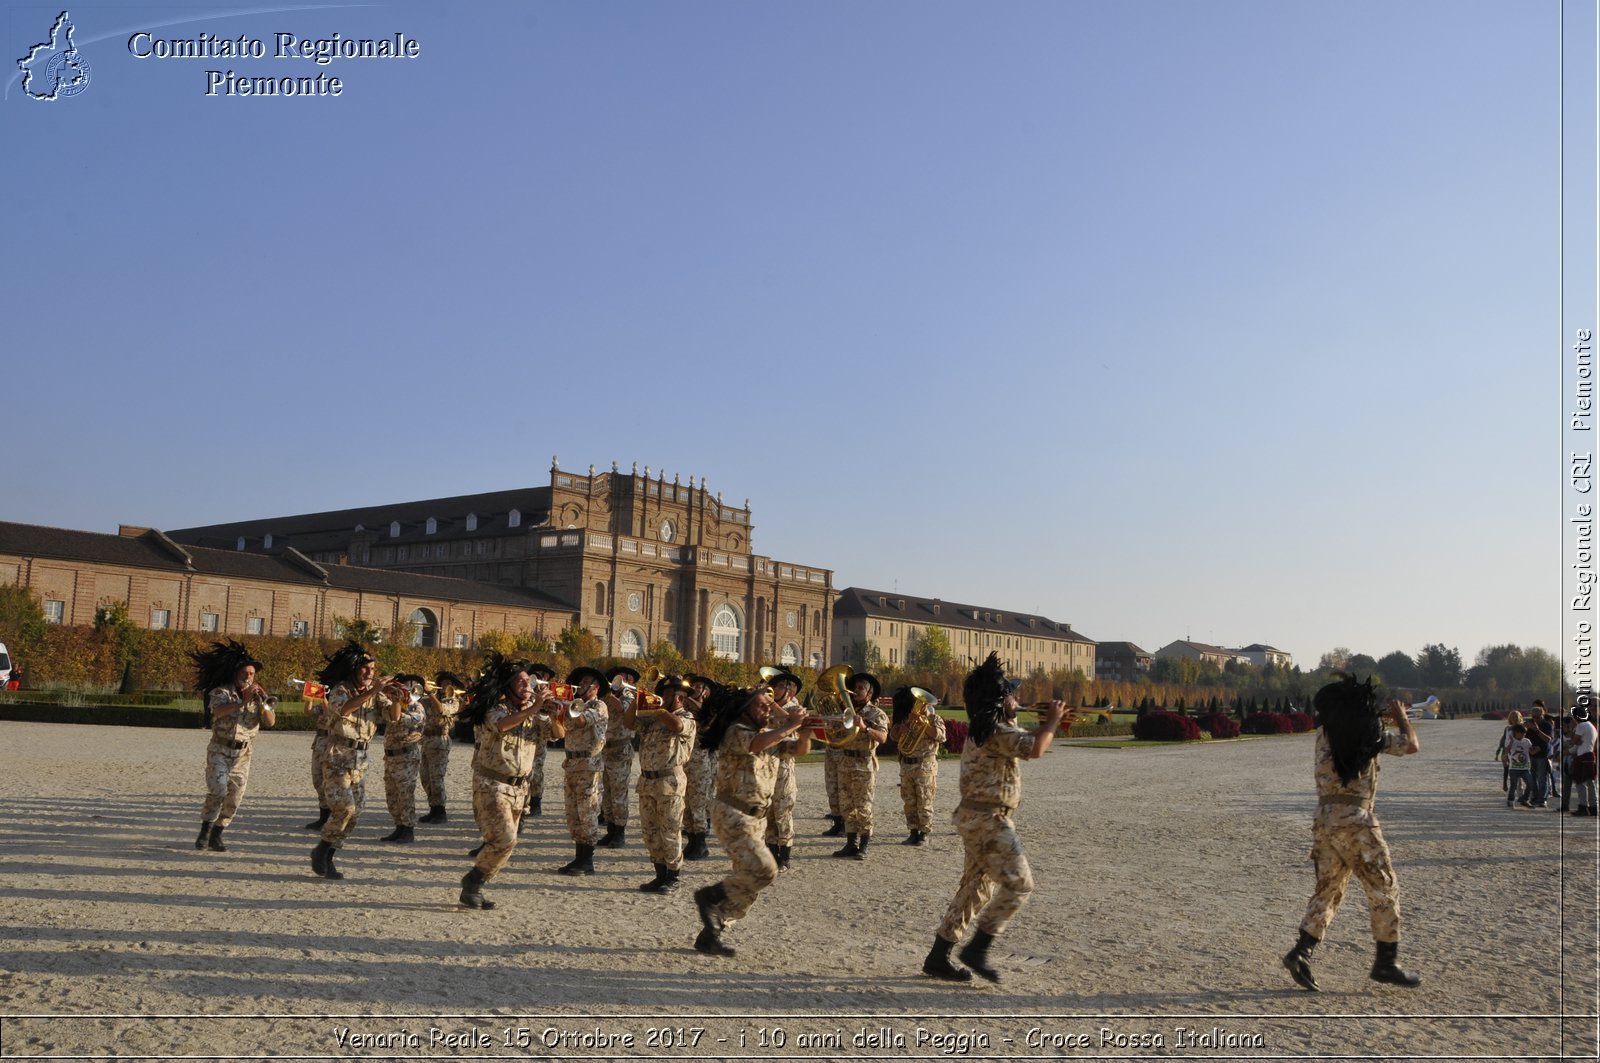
[534,680,585,721]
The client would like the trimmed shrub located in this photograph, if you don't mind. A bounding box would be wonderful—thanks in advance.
[944,719,968,754]
[1132,709,1202,742]
[1199,712,1240,739]
[1243,711,1294,735]
[1286,711,1316,733]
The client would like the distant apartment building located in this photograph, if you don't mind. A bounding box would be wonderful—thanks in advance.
[1095,641,1153,682]
[832,587,1096,677]
[1153,640,1293,671]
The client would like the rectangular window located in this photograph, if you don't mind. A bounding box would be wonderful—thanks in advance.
[454,633,468,649]
[246,617,265,635]
[396,546,408,561]
[889,647,898,664]
[150,609,170,630]
[199,612,219,633]
[44,599,65,624]
[889,622,898,636]
[290,619,309,638]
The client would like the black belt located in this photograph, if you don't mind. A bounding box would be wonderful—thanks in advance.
[957,798,1015,815]
[641,768,676,780]
[838,748,873,759]
[331,736,369,751]
[385,742,421,756]
[605,740,633,752]
[220,739,248,751]
[481,767,530,786]
[717,794,767,818]
[423,726,448,737]
[899,754,932,764]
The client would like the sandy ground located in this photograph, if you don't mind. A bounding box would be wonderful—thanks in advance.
[0,717,1594,1062]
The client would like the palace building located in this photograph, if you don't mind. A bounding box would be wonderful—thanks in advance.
[166,458,836,666]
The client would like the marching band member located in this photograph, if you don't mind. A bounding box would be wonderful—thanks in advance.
[890,685,946,846]
[598,665,641,848]
[692,684,810,957]
[923,653,1068,983]
[556,666,609,875]
[458,655,558,910]
[310,642,405,881]
[191,640,276,853]
[418,670,466,824]
[523,663,557,820]
[829,671,888,860]
[302,680,333,832]
[630,674,698,893]
[761,668,810,871]
[1282,675,1422,991]
[681,674,720,861]
[378,674,428,843]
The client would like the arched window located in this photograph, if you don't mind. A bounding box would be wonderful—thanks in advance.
[236,536,245,551]
[780,642,799,666]
[409,608,438,648]
[389,521,401,538]
[594,582,607,614]
[465,512,477,531]
[812,609,822,636]
[663,589,675,624]
[425,517,437,534]
[619,629,644,659]
[263,533,273,549]
[508,509,521,528]
[710,604,742,660]
[809,650,823,670]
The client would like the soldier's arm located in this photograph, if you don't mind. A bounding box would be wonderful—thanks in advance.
[1385,701,1420,755]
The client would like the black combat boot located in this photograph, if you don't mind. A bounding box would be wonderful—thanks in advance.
[206,824,227,852]
[303,807,330,831]
[459,867,495,910]
[311,841,344,880]
[775,845,792,872]
[529,796,542,816]
[822,815,845,837]
[597,822,625,848]
[1282,930,1320,992]
[854,832,871,860]
[468,841,485,857]
[958,928,1001,983]
[196,821,213,851]
[684,832,709,860]
[903,830,926,846]
[419,805,447,824]
[1370,941,1422,986]
[922,936,973,982]
[557,843,595,876]
[692,884,735,956]
[656,865,681,894]
[832,833,861,858]
[380,824,415,843]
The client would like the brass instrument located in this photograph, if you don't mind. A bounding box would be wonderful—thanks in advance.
[758,665,786,686]
[533,679,584,721]
[289,677,328,707]
[895,687,941,756]
[804,663,860,747]
[634,666,670,714]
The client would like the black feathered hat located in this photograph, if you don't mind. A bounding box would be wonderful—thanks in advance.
[191,640,262,694]
[317,640,374,687]
[848,672,882,702]
[891,686,917,727]
[655,673,694,699]
[528,663,557,681]
[1313,674,1385,785]
[700,685,767,753]
[461,651,529,728]
[434,670,468,690]
[963,652,1009,748]
[605,665,641,690]
[568,665,607,690]
[766,669,803,695]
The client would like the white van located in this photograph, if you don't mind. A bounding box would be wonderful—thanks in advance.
[0,642,11,686]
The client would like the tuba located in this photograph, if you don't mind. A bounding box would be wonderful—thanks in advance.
[896,687,941,756]
[805,664,860,747]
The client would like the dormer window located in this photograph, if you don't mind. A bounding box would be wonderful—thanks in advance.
[465,513,477,532]
[236,536,245,551]
[508,509,521,528]
[263,534,273,549]
[389,521,401,538]
[425,517,437,535]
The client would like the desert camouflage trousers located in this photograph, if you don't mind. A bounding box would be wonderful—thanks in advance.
[201,742,253,827]
[712,799,779,923]
[522,741,548,813]
[471,774,529,880]
[564,757,604,845]
[420,735,451,807]
[836,754,877,834]
[824,747,842,816]
[683,748,713,833]
[309,730,329,803]
[639,783,686,869]
[318,744,370,849]
[1298,820,1402,943]
[936,805,1034,942]
[602,742,634,826]
[383,743,421,826]
[898,754,938,833]
[762,757,798,846]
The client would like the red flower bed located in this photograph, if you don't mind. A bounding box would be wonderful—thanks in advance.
[1132,709,1202,742]
[1243,711,1293,735]
[1199,712,1240,739]
[944,720,968,754]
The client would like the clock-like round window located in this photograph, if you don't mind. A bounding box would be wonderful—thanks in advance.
[660,519,676,543]
[627,592,642,612]
[786,610,797,628]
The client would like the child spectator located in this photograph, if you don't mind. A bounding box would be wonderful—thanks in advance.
[1504,725,1532,808]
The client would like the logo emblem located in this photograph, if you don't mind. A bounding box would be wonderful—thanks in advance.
[18,11,91,101]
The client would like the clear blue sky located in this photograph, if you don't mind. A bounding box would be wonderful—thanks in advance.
[1,0,1563,671]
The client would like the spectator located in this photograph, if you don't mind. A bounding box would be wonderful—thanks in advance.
[1504,725,1532,808]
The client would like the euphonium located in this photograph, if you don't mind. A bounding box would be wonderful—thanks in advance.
[805,663,860,747]
[896,687,941,756]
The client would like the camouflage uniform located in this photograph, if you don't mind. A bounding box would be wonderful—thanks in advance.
[637,704,697,869]
[833,703,889,835]
[201,685,271,828]
[382,693,426,828]
[1299,729,1414,943]
[684,745,713,834]
[823,745,843,819]
[420,694,460,810]
[562,696,608,845]
[471,699,554,880]
[601,713,636,829]
[936,721,1037,942]
[762,726,803,848]
[708,722,782,923]
[895,713,947,834]
[307,699,330,806]
[526,733,549,813]
[319,681,395,849]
